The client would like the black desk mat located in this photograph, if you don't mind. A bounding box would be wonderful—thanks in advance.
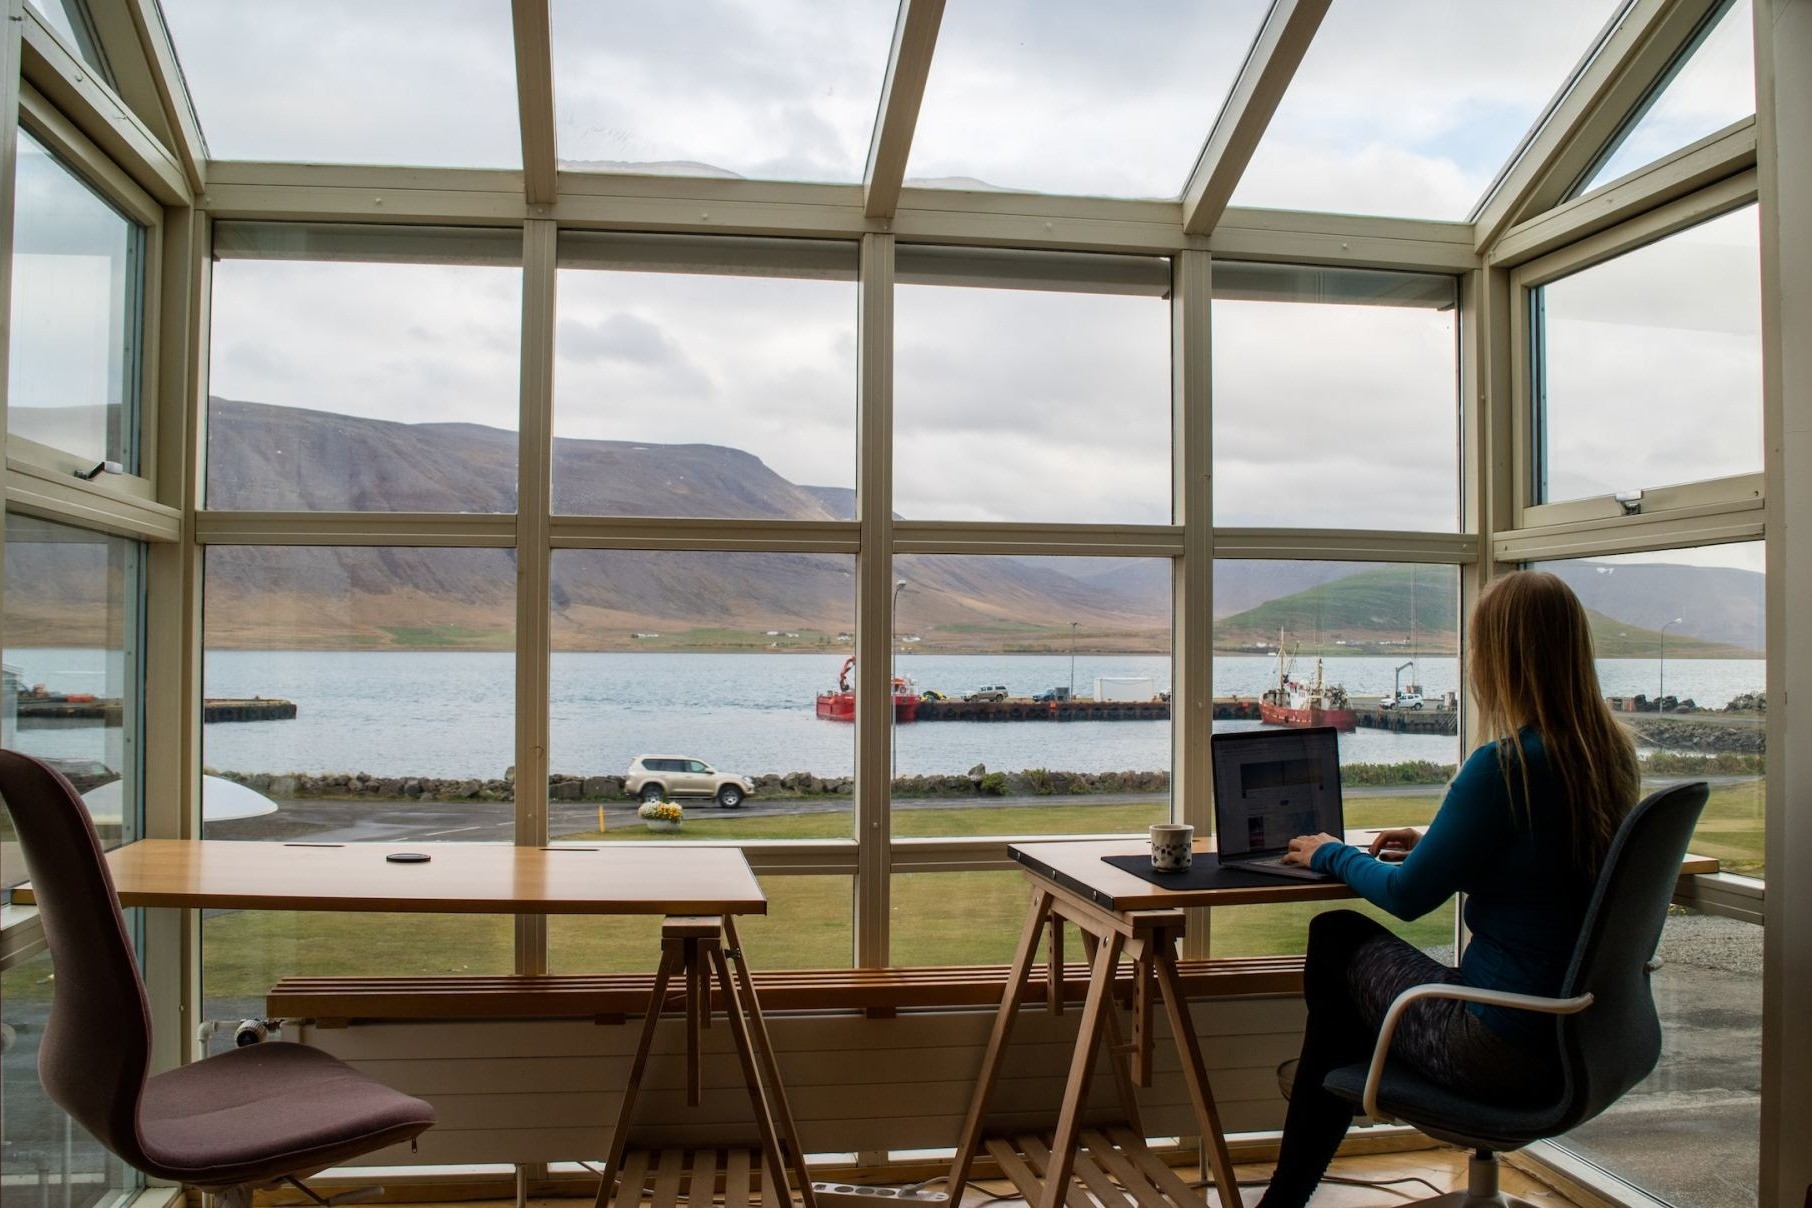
[1102,853,1301,891]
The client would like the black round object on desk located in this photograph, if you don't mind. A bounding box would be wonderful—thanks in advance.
[386,851,431,863]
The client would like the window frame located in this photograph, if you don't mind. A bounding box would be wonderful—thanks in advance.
[11,84,161,500]
[1510,174,1763,533]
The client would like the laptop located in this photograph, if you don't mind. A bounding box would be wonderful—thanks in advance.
[1210,726,1344,881]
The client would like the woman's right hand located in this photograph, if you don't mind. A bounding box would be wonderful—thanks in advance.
[1368,828,1421,861]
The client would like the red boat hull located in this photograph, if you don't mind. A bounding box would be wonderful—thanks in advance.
[1259,701,1357,732]
[815,691,918,723]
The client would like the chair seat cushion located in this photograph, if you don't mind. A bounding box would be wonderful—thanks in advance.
[137,1042,435,1188]
[1323,1061,1564,1152]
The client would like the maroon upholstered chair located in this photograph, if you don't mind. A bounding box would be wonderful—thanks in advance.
[0,750,435,1206]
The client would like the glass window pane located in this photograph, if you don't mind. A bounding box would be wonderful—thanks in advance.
[894,257,1171,524]
[206,233,523,512]
[1211,559,1461,956]
[3,515,142,890]
[892,872,1038,967]
[1581,0,1754,194]
[159,0,521,168]
[550,1,894,183]
[8,130,143,470]
[201,546,515,839]
[1537,206,1762,503]
[1232,0,1626,219]
[904,0,1272,198]
[550,877,852,972]
[203,911,516,1039]
[552,240,856,517]
[1554,909,1760,1206]
[546,551,856,842]
[3,948,139,1204]
[890,555,1172,841]
[1212,264,1459,530]
[1529,542,1765,880]
[28,0,111,82]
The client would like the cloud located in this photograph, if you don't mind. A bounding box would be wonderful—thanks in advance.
[209,258,523,430]
[158,0,521,167]
[905,0,1274,198]
[1539,206,1762,501]
[549,0,896,183]
[553,269,856,487]
[892,283,1173,523]
[1234,0,1631,218]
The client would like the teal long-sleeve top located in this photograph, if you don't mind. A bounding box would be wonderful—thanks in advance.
[1310,731,1595,1042]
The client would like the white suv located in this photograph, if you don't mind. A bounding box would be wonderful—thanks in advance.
[625,756,755,808]
[1379,692,1425,710]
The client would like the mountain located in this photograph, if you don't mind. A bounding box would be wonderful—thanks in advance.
[1214,565,1461,653]
[1545,559,1764,651]
[1211,564,1762,658]
[17,400,1765,658]
[199,400,1168,652]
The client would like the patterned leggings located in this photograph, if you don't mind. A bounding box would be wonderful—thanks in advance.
[1257,910,1561,1208]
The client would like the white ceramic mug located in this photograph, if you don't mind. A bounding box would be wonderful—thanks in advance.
[1150,823,1194,871]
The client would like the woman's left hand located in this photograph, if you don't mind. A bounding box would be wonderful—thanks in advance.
[1282,832,1341,867]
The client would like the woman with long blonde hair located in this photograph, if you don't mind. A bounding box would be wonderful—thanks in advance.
[1260,571,1640,1208]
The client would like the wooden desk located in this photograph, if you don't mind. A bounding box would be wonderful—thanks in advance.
[948,836,1721,1208]
[14,838,769,915]
[18,840,808,1208]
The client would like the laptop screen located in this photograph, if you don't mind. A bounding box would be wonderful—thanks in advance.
[1211,727,1345,858]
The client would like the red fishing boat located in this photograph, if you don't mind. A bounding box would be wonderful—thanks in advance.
[816,655,919,723]
[1259,632,1357,731]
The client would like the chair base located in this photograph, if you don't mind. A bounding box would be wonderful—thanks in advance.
[1399,1151,1541,1207]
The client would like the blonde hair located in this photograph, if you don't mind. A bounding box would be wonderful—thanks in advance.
[1468,571,1640,877]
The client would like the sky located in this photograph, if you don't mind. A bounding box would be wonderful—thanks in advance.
[38,2,1761,539]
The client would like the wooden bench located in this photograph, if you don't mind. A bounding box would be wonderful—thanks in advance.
[266,958,1305,1026]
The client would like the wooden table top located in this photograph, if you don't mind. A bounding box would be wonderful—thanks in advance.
[1009,835,1721,914]
[14,840,768,916]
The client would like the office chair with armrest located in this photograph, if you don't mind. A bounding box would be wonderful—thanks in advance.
[0,750,436,1208]
[1321,780,1709,1207]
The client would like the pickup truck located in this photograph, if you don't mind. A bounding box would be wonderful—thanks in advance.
[965,685,1010,702]
[1378,691,1425,710]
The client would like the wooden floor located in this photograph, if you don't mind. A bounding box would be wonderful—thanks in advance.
[352,1147,1576,1208]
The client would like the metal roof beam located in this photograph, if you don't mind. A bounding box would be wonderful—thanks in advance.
[512,0,558,206]
[116,0,208,192]
[1181,0,1330,237]
[1473,0,1727,251]
[863,0,944,219]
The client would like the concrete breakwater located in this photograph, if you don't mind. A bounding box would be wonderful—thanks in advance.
[208,765,1175,803]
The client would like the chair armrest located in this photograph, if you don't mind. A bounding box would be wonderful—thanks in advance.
[1361,984,1594,1121]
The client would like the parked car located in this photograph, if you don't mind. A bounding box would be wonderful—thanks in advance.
[1378,692,1425,710]
[1033,687,1072,702]
[625,755,755,808]
[965,685,1010,702]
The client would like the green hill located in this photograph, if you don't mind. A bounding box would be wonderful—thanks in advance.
[1214,565,1460,654]
[1214,565,1757,658]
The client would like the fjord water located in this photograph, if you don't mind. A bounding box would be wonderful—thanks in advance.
[168,650,1766,779]
[5,648,1763,780]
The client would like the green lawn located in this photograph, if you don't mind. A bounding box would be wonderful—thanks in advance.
[173,782,1772,1002]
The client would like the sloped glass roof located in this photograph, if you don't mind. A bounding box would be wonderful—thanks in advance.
[29,0,112,83]
[158,0,521,168]
[550,0,896,182]
[1579,0,1753,195]
[904,0,1273,199]
[1231,0,1629,220]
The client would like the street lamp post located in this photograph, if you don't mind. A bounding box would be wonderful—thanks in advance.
[1070,621,1079,699]
[1658,617,1683,712]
